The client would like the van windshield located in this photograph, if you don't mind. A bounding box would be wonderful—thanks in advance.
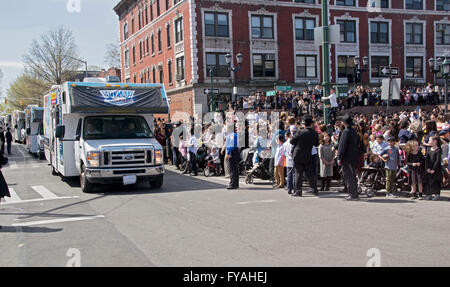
[83,116,154,140]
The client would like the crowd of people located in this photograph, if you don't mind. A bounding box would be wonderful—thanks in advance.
[232,83,449,117]
[154,86,450,201]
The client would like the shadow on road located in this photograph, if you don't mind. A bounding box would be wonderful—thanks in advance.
[0,226,63,233]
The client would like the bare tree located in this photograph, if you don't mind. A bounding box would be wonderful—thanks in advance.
[23,26,81,85]
[104,41,121,69]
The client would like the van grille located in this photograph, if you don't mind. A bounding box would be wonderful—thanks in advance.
[101,149,154,167]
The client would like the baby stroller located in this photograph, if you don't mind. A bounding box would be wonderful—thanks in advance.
[244,149,276,186]
[239,148,255,176]
[357,167,386,197]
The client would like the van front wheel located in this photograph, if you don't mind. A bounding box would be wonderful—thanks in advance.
[80,165,94,193]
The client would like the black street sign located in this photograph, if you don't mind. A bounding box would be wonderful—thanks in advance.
[204,89,220,95]
[380,66,399,77]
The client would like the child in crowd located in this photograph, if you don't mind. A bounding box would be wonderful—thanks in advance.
[405,140,425,199]
[283,130,295,194]
[205,147,221,170]
[425,136,443,201]
[380,137,400,198]
[274,135,285,188]
[319,132,334,191]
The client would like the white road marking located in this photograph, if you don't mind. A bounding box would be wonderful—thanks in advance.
[17,148,25,157]
[237,199,277,205]
[4,188,21,203]
[12,215,106,227]
[31,185,58,199]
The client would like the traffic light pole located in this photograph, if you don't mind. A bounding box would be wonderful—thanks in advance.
[322,0,331,132]
[386,64,392,117]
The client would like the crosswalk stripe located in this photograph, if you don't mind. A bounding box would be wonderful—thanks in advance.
[12,215,106,227]
[31,185,58,199]
[4,188,21,203]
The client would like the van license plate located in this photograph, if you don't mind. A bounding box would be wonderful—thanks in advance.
[123,175,137,185]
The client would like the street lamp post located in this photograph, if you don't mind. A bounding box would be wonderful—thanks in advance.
[442,58,450,114]
[61,54,88,80]
[209,68,214,112]
[353,56,368,86]
[321,0,331,133]
[429,57,450,113]
[225,53,243,106]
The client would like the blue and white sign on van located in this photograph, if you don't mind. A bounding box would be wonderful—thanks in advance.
[100,90,136,106]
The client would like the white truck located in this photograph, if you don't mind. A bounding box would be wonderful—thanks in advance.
[43,81,168,193]
[12,110,26,143]
[25,105,45,158]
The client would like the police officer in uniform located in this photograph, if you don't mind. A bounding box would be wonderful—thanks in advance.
[225,123,240,190]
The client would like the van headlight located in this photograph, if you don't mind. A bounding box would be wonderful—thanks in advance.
[87,151,100,168]
[155,150,163,165]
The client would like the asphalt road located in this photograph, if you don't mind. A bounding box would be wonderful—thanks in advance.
[1,143,450,267]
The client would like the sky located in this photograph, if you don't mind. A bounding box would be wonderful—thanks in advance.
[0,0,120,98]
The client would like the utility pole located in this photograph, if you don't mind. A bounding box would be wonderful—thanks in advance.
[322,0,331,133]
[386,63,392,117]
[209,69,214,112]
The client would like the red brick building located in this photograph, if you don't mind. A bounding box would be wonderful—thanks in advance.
[114,0,450,116]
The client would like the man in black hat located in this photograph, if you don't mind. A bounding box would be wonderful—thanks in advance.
[291,116,319,197]
[337,114,360,201]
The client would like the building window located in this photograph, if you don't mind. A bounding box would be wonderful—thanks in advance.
[406,57,423,78]
[138,10,142,29]
[437,0,450,10]
[294,0,315,3]
[150,1,154,21]
[406,23,423,44]
[204,12,229,37]
[370,21,389,44]
[295,18,315,41]
[131,17,135,34]
[123,23,129,40]
[371,56,389,78]
[437,24,450,45]
[206,53,230,77]
[133,73,136,83]
[139,41,143,60]
[296,55,317,78]
[176,56,185,81]
[132,46,136,64]
[253,54,276,77]
[336,0,355,6]
[369,0,389,8]
[158,29,162,52]
[405,0,423,9]
[168,61,173,84]
[152,67,156,83]
[175,18,184,43]
[167,24,171,47]
[146,37,149,54]
[337,20,356,43]
[166,0,169,10]
[156,0,160,16]
[124,49,129,69]
[144,5,148,25]
[151,34,155,54]
[337,55,355,78]
[251,15,274,39]
[159,67,164,84]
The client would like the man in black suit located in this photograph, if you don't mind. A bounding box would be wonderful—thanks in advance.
[337,114,360,201]
[291,117,319,197]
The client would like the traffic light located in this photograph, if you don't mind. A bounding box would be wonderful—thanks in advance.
[20,100,23,106]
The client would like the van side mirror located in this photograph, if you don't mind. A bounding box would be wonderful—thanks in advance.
[55,125,65,139]
[26,128,31,135]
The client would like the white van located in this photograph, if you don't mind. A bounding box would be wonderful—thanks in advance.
[43,82,168,193]
[25,105,44,157]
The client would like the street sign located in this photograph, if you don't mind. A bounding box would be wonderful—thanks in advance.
[266,91,276,96]
[380,66,399,77]
[275,86,292,92]
[381,78,401,100]
[314,24,340,47]
[204,89,220,95]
